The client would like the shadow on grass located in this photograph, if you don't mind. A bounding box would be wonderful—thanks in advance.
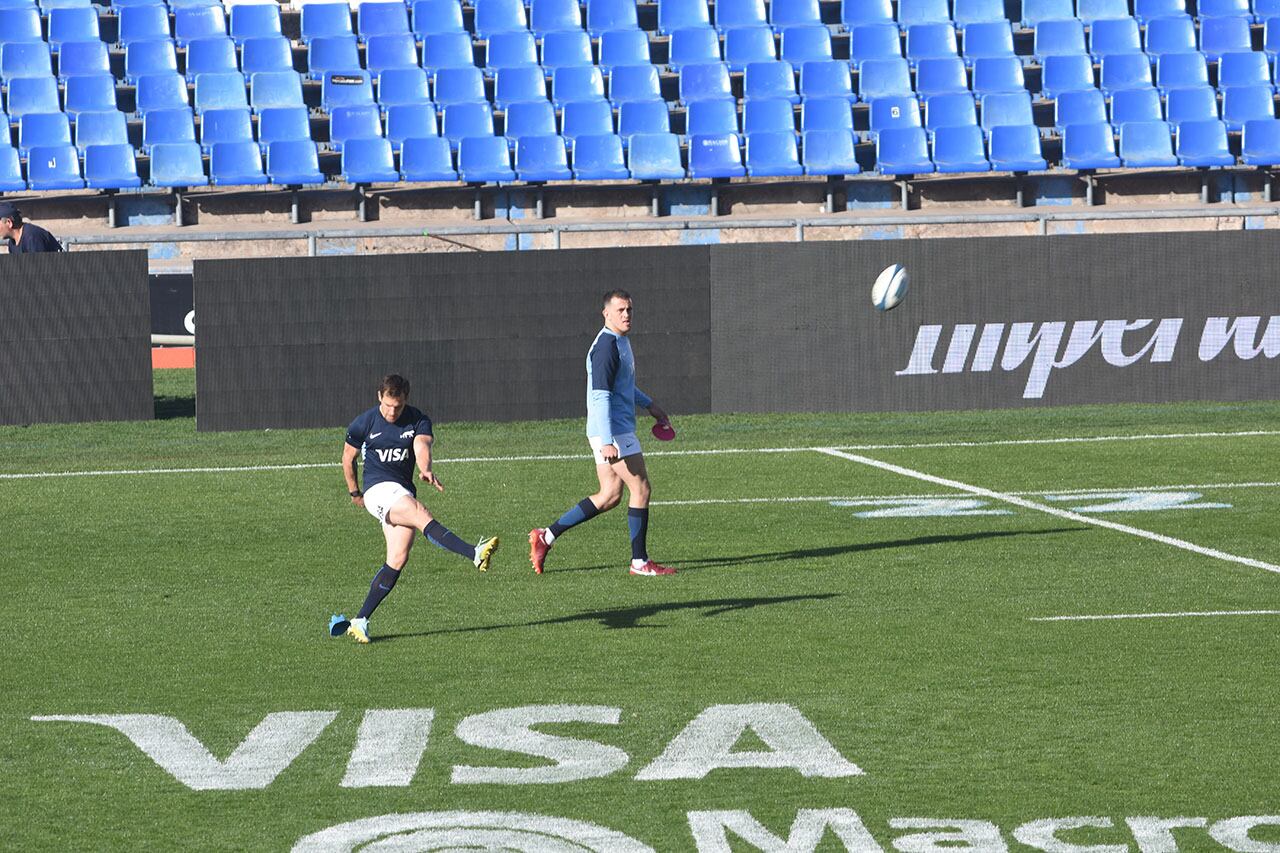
[154,393,196,420]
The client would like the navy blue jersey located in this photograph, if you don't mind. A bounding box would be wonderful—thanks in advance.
[9,223,62,254]
[345,405,433,492]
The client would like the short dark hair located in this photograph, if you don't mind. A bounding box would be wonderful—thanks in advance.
[603,289,632,307]
[378,374,410,399]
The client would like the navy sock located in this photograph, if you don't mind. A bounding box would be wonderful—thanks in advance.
[549,497,601,537]
[628,507,649,562]
[424,519,476,562]
[357,564,400,620]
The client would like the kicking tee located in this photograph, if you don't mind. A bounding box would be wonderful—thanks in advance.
[586,327,652,445]
[345,405,433,492]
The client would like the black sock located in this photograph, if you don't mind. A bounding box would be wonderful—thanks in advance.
[549,497,601,537]
[357,564,400,620]
[424,519,477,561]
[628,507,649,562]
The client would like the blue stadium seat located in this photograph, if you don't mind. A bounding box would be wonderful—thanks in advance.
[251,70,305,112]
[230,3,283,45]
[266,138,325,184]
[745,129,802,174]
[413,0,465,37]
[199,106,253,153]
[1021,0,1074,28]
[743,96,796,134]
[979,91,1033,135]
[474,0,528,40]
[962,21,1015,66]
[799,59,854,99]
[6,76,60,118]
[1257,0,1280,20]
[194,71,248,114]
[27,144,84,189]
[932,124,990,171]
[329,103,384,151]
[1241,117,1280,163]
[2,43,52,82]
[869,95,922,136]
[1198,0,1252,19]
[401,135,457,181]
[925,92,978,135]
[800,127,859,173]
[953,0,1005,28]
[1200,16,1252,61]
[724,26,777,72]
[688,132,745,177]
[64,74,118,115]
[561,98,614,142]
[1223,84,1276,130]
[367,34,421,74]
[494,66,549,109]
[423,32,478,76]
[47,7,99,51]
[341,136,400,181]
[169,0,221,9]
[385,102,437,149]
[1266,17,1280,61]
[1034,19,1087,62]
[149,140,207,186]
[849,23,902,64]
[542,30,594,72]
[308,35,362,80]
[1177,118,1235,165]
[972,56,1026,94]
[136,72,191,114]
[686,97,739,137]
[989,122,1047,169]
[771,0,821,31]
[906,23,958,66]
[1061,121,1121,168]
[857,57,912,101]
[84,142,141,188]
[487,30,538,73]
[301,2,354,45]
[588,0,639,36]
[1041,54,1097,99]
[19,112,72,157]
[241,37,295,78]
[118,5,170,43]
[530,0,582,36]
[915,57,970,98]
[715,0,765,31]
[441,101,495,148]
[515,133,572,180]
[434,66,486,107]
[74,109,128,152]
[124,39,178,85]
[898,0,950,29]
[839,0,892,30]
[57,40,110,80]
[658,0,710,35]
[1156,52,1209,93]
[779,25,833,64]
[186,37,238,82]
[142,106,196,149]
[458,134,515,181]
[0,7,42,42]
[1100,53,1154,96]
[801,96,853,131]
[669,26,722,70]
[174,6,227,48]
[359,1,409,41]
[618,99,670,138]
[1119,119,1177,165]
[627,131,686,177]
[210,139,268,184]
[1218,51,1275,90]
[552,65,606,107]
[679,61,732,103]
[875,126,933,173]
[257,106,312,150]
[0,146,28,192]
[1055,88,1107,130]
[1144,15,1197,57]
[599,30,651,72]
[1110,87,1163,125]
[1079,0,1131,22]
[744,60,799,102]
[378,68,431,111]
[505,98,557,142]
[1089,18,1143,61]
[1166,85,1219,124]
[572,132,629,178]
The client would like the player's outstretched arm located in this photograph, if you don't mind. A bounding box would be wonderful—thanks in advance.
[415,434,444,492]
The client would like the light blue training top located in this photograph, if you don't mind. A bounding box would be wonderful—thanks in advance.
[586,326,652,445]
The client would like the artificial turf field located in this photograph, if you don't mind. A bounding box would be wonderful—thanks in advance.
[2,370,1279,852]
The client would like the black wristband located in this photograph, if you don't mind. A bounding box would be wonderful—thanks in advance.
[349,489,362,498]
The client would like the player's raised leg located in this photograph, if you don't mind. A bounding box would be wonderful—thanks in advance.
[611,453,674,576]
[387,495,499,573]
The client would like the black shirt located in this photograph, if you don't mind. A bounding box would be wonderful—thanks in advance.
[9,223,62,254]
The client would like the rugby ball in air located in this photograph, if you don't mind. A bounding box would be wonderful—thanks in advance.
[871,264,909,312]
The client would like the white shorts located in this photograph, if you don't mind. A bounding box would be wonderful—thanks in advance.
[590,432,642,466]
[363,481,413,529]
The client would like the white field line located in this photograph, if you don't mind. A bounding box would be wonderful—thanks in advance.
[814,448,1280,576]
[2,428,1280,481]
[1031,610,1280,622]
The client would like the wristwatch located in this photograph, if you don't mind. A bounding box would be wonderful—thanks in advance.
[349,489,362,497]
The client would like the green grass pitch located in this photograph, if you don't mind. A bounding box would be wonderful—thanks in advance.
[2,370,1278,851]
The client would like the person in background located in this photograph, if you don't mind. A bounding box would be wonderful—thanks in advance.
[0,202,62,254]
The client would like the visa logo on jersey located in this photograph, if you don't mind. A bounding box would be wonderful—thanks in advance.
[375,448,410,463]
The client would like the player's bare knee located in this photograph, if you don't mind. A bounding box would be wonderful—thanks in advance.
[595,490,622,511]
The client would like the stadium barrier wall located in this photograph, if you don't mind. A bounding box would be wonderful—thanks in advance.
[194,233,1280,430]
[0,250,152,426]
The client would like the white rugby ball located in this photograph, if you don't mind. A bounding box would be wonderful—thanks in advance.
[871,264,909,312]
